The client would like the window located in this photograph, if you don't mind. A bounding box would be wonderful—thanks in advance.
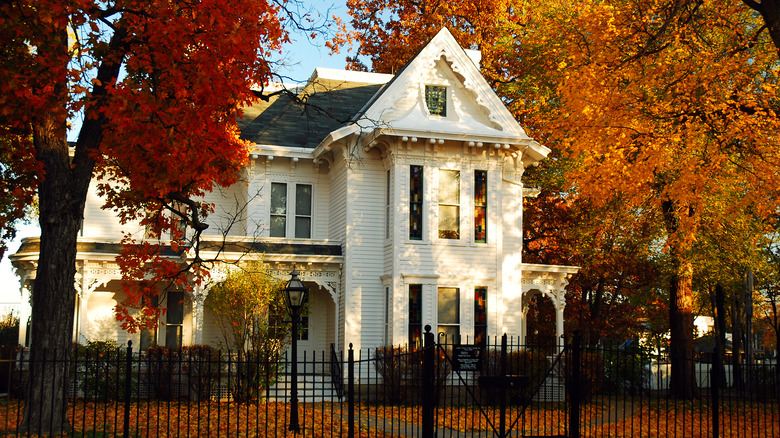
[386,170,391,239]
[409,284,422,348]
[139,292,184,350]
[438,287,460,343]
[475,287,487,345]
[170,201,188,240]
[475,170,487,243]
[270,183,312,238]
[165,291,184,349]
[295,184,312,238]
[438,170,460,239]
[140,295,160,350]
[270,183,287,237]
[425,85,447,116]
[410,166,423,240]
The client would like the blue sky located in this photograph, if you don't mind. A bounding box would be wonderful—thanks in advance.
[0,1,355,304]
[273,0,354,83]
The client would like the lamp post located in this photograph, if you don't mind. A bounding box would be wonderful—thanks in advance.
[284,267,308,433]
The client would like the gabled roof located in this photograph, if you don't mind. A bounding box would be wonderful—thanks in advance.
[314,28,550,164]
[241,28,549,164]
[238,69,391,149]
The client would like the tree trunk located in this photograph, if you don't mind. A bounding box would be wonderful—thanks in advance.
[662,199,698,399]
[714,284,728,389]
[18,115,82,435]
[18,19,125,434]
[744,270,754,366]
[732,287,744,390]
[668,262,698,399]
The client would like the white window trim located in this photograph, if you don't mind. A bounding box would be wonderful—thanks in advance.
[268,180,315,239]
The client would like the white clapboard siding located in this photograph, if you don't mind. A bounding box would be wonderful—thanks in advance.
[342,158,386,349]
[328,155,348,243]
[82,181,144,239]
[200,181,248,237]
[313,173,330,240]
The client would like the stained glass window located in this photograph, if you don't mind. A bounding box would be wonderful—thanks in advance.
[409,284,423,348]
[475,287,487,345]
[475,170,487,243]
[425,85,447,116]
[410,166,423,240]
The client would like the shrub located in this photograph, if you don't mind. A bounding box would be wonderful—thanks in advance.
[566,351,604,402]
[602,344,652,395]
[0,313,19,349]
[0,314,19,393]
[144,345,181,400]
[229,349,281,403]
[75,340,134,402]
[482,349,551,405]
[373,346,450,405]
[181,345,221,402]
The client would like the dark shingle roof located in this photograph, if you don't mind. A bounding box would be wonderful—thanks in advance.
[238,77,386,149]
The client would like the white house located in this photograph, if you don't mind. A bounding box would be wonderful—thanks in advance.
[11,29,578,353]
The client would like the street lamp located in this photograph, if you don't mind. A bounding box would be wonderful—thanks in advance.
[284,267,308,433]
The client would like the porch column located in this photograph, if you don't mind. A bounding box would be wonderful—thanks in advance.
[190,284,209,345]
[555,299,565,352]
[17,280,32,347]
[76,290,92,344]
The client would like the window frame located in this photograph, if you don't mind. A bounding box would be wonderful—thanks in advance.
[474,287,488,345]
[409,166,424,241]
[409,284,423,348]
[474,170,488,243]
[438,169,461,240]
[269,182,314,239]
[294,183,313,238]
[269,182,288,237]
[437,287,460,344]
[425,85,448,117]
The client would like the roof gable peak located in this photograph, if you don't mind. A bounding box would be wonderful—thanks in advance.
[355,27,532,143]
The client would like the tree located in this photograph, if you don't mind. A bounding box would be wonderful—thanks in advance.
[206,262,289,353]
[523,161,668,346]
[0,0,292,433]
[206,262,290,402]
[339,0,780,399]
[538,0,780,398]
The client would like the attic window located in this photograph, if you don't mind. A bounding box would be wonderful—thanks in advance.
[425,85,447,116]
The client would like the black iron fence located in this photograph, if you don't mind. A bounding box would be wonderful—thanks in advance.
[0,330,777,437]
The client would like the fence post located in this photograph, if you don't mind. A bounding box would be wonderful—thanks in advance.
[569,330,582,438]
[123,340,133,438]
[347,344,354,438]
[422,325,435,438]
[711,346,720,438]
[499,334,507,438]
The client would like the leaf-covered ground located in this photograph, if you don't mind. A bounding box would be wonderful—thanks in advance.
[0,398,777,437]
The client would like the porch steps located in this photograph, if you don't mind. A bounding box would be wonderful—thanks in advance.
[533,375,565,402]
[266,373,343,402]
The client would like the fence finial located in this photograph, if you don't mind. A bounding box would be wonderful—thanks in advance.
[424,325,431,333]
